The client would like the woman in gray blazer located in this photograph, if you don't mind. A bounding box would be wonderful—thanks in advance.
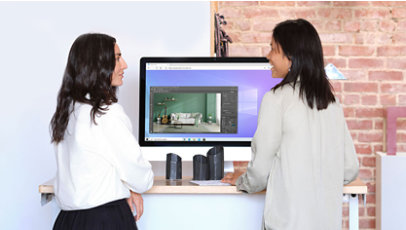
[222,19,359,230]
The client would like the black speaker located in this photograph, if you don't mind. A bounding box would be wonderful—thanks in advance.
[207,146,224,180]
[193,155,209,180]
[166,153,182,180]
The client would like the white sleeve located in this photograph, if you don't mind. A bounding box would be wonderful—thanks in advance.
[236,91,282,193]
[343,121,359,184]
[102,104,154,193]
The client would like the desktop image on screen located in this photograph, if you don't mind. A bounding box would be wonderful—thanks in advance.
[139,57,281,148]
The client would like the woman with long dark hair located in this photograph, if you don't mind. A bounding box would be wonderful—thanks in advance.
[50,33,153,230]
[222,19,359,229]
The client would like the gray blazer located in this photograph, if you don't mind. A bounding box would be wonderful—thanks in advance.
[236,84,359,230]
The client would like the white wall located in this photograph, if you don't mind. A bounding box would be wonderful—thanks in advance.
[0,2,209,229]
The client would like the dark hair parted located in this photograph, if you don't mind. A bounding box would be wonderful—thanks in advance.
[50,33,118,143]
[272,19,335,110]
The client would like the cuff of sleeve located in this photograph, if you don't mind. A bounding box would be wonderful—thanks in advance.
[235,173,249,193]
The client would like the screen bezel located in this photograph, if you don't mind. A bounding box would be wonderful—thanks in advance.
[139,57,270,147]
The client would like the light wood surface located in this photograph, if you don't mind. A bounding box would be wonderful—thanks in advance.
[39,177,367,195]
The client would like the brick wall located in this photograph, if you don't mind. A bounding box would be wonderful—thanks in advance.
[219,1,406,229]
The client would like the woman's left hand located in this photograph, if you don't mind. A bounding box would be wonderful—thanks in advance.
[221,171,245,185]
[127,191,144,221]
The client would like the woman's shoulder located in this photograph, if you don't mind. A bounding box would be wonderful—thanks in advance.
[267,84,297,99]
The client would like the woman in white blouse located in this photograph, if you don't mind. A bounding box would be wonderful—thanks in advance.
[222,19,359,230]
[50,33,153,230]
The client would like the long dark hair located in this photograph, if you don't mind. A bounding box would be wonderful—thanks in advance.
[272,19,335,110]
[50,33,118,143]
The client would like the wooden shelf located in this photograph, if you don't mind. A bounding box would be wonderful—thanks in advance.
[39,176,366,195]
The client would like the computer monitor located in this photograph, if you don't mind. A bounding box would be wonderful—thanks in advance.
[139,57,281,161]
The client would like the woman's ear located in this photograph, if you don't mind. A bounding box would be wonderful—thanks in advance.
[288,59,292,72]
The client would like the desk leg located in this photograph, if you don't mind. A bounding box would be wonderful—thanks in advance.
[349,194,359,230]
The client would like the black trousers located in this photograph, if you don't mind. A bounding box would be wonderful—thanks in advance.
[53,199,138,230]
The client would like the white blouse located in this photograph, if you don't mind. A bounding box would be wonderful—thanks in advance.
[54,102,153,210]
[236,84,359,230]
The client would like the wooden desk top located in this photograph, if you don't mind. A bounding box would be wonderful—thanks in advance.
[39,177,367,195]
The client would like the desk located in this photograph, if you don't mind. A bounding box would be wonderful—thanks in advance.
[39,177,367,230]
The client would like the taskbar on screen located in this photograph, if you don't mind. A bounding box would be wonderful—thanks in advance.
[145,137,251,142]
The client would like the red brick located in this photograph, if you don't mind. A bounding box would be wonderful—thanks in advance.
[319,33,353,43]
[344,107,356,117]
[377,33,394,45]
[359,133,383,143]
[330,81,342,93]
[219,1,259,7]
[295,9,317,19]
[351,131,358,140]
[398,145,406,152]
[366,194,376,204]
[398,119,406,129]
[354,33,376,45]
[340,70,367,81]
[343,95,360,105]
[334,1,369,7]
[381,83,406,93]
[375,120,384,129]
[342,205,349,217]
[347,119,373,130]
[259,1,295,6]
[400,95,406,105]
[234,20,251,31]
[380,94,397,105]
[277,9,297,18]
[342,219,349,228]
[325,20,342,32]
[297,1,331,7]
[369,71,404,81]
[399,20,406,32]
[360,20,378,31]
[242,8,280,18]
[366,182,376,193]
[355,144,372,154]
[361,95,377,106]
[229,45,262,56]
[355,9,391,18]
[307,20,324,32]
[360,218,376,228]
[219,8,241,18]
[377,46,406,56]
[317,8,352,19]
[393,32,406,43]
[344,82,378,93]
[392,8,406,18]
[322,45,335,56]
[397,133,406,142]
[355,108,384,118]
[325,58,346,68]
[358,169,373,179]
[344,21,361,32]
[372,1,406,7]
[239,32,272,43]
[367,207,376,217]
[373,144,383,152]
[227,32,241,42]
[379,20,397,32]
[252,20,278,32]
[358,206,366,216]
[348,58,384,68]
[387,59,406,69]
[339,46,375,56]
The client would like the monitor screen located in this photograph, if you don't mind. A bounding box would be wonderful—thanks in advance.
[139,57,281,147]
